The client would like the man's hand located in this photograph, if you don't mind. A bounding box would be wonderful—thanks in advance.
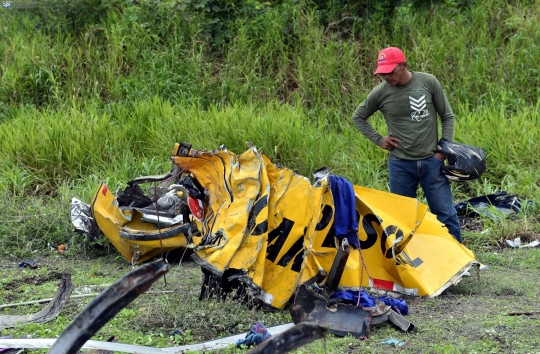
[381,136,401,151]
[434,152,446,161]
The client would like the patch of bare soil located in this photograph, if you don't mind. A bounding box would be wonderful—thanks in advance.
[459,216,485,232]
[2,271,67,291]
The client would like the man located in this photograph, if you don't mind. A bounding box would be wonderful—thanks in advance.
[352,46,462,243]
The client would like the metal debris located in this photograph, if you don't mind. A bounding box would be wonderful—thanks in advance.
[505,237,540,249]
[246,322,328,354]
[0,324,296,353]
[290,284,416,337]
[71,197,101,240]
[290,284,371,337]
[48,260,169,354]
[81,143,480,308]
[0,274,73,330]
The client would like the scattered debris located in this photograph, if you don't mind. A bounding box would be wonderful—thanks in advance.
[57,244,67,255]
[505,237,540,249]
[17,260,37,269]
[0,294,93,310]
[290,284,416,337]
[48,260,169,354]
[0,274,73,330]
[71,197,102,240]
[235,322,271,348]
[170,329,184,336]
[455,191,530,219]
[506,237,522,248]
[246,322,328,354]
[0,325,297,353]
[74,286,94,295]
[507,311,540,316]
[379,338,407,347]
[0,290,173,310]
[290,284,371,337]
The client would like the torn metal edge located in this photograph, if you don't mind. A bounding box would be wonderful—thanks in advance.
[429,260,480,298]
[48,260,169,354]
[0,274,73,330]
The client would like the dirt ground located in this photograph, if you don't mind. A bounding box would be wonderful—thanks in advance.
[1,245,540,353]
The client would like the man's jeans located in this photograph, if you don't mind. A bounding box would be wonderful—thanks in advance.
[388,155,462,243]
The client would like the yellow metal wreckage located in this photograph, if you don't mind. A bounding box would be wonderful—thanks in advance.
[91,143,478,309]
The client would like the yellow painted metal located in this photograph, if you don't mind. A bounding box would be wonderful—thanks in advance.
[172,143,180,156]
[172,145,477,308]
[91,183,187,264]
[122,237,188,249]
[172,148,325,308]
[96,144,477,308]
[91,183,134,262]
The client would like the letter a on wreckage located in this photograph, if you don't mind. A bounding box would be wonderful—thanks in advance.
[87,142,479,310]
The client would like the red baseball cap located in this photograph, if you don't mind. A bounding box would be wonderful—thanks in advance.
[374,47,406,75]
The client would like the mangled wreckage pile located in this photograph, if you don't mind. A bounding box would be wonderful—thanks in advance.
[72,142,479,337]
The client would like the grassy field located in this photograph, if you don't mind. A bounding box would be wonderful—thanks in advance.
[1,0,540,352]
[1,247,540,353]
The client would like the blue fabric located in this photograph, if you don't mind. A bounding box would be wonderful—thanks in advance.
[331,289,375,307]
[330,290,409,315]
[18,260,37,268]
[235,322,271,348]
[329,175,359,248]
[388,155,462,243]
[377,295,409,315]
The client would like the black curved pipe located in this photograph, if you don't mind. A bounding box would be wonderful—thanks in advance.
[48,260,169,354]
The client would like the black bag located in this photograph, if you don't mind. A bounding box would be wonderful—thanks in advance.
[455,191,525,217]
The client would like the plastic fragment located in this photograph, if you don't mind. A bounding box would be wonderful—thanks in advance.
[379,338,406,347]
[17,261,37,269]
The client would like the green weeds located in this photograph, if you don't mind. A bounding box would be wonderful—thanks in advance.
[1,95,539,255]
[0,1,540,351]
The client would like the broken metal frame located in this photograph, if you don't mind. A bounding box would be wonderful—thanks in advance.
[290,283,372,337]
[246,322,328,354]
[322,238,350,298]
[0,274,73,330]
[47,260,169,354]
[0,324,297,353]
[291,238,415,338]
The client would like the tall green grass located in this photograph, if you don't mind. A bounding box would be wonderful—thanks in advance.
[1,0,539,254]
[1,0,538,116]
[1,99,538,200]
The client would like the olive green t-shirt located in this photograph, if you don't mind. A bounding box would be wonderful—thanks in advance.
[352,72,454,160]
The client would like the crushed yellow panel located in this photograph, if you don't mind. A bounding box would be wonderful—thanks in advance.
[92,183,137,262]
[91,183,187,264]
[173,148,324,308]
[95,144,477,309]
[172,145,477,308]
